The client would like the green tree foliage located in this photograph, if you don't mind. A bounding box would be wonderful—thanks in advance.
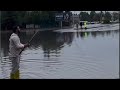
[112,12,119,21]
[79,11,113,24]
[93,13,101,22]
[1,11,116,30]
[89,11,96,22]
[1,11,72,30]
[1,11,18,30]
[103,12,112,24]
[79,12,90,21]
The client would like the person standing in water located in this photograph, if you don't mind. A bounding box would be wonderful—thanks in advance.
[76,23,79,30]
[80,22,83,29]
[9,25,29,79]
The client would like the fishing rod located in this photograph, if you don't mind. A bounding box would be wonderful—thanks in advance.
[19,30,39,55]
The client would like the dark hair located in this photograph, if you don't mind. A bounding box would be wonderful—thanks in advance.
[12,25,18,33]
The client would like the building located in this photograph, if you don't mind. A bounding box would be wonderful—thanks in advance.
[72,14,80,24]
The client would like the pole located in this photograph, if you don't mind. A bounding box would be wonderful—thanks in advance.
[73,13,74,27]
[100,11,102,23]
[118,11,120,30]
[118,11,120,23]
[61,21,62,29]
[73,11,75,27]
[19,30,39,55]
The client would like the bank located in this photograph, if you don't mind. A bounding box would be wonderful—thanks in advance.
[0,26,73,33]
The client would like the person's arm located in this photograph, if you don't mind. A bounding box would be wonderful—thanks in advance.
[12,36,24,49]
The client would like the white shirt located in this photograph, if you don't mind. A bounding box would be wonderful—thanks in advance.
[9,33,24,57]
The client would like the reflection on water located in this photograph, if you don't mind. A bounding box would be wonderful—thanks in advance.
[0,28,119,79]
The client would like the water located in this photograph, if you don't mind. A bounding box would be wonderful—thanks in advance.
[0,24,119,79]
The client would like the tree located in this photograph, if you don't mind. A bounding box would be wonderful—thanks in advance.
[112,12,119,21]
[93,13,101,22]
[1,11,19,30]
[1,11,73,30]
[100,11,104,22]
[103,12,112,23]
[16,11,27,28]
[90,11,96,22]
[79,12,90,21]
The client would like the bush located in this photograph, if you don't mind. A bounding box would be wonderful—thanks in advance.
[103,19,111,24]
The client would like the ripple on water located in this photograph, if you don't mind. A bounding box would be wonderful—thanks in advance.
[0,27,119,79]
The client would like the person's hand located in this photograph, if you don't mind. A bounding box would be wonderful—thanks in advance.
[24,43,30,48]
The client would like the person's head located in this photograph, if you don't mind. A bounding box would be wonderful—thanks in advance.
[13,25,21,35]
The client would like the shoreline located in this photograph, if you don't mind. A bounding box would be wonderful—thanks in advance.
[0,26,73,33]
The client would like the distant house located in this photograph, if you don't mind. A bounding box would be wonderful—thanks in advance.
[26,24,34,29]
[26,24,40,29]
[72,14,80,24]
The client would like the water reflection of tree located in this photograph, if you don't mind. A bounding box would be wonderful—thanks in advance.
[24,31,75,58]
[105,31,111,36]
[113,30,119,34]
[63,32,75,46]
[89,30,118,38]
[90,31,106,38]
[76,32,90,39]
[1,30,118,58]
[19,32,30,43]
[91,32,97,38]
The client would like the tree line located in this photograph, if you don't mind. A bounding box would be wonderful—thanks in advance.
[1,11,72,30]
[79,11,119,23]
[1,11,119,30]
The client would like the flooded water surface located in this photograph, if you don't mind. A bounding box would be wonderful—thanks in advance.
[0,24,119,79]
